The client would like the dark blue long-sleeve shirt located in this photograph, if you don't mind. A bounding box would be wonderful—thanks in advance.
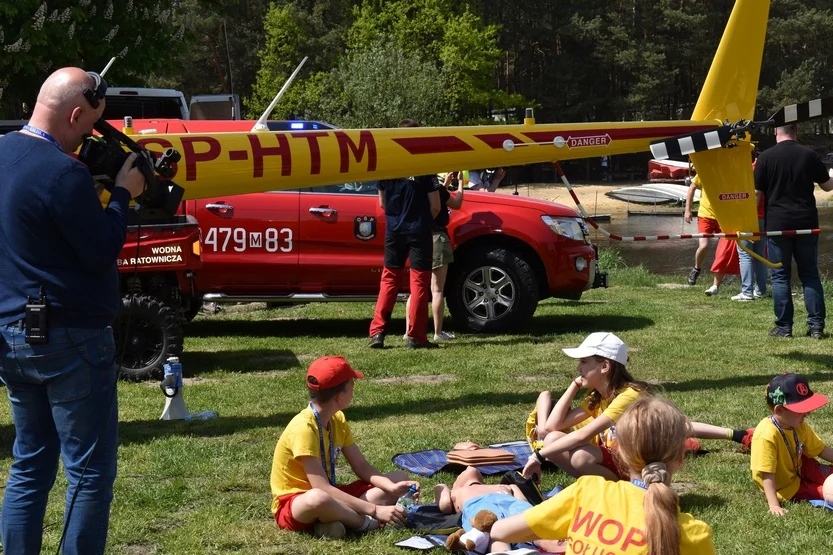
[0,132,131,328]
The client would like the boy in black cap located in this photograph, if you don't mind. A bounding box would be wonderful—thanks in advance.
[750,373,833,515]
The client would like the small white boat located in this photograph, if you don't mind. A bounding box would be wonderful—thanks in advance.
[606,183,699,205]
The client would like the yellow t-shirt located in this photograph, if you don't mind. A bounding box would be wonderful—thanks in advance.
[526,387,641,450]
[576,387,642,449]
[750,416,826,501]
[524,475,715,555]
[692,175,716,220]
[270,406,355,513]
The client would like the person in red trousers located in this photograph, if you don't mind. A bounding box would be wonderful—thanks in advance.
[369,120,441,349]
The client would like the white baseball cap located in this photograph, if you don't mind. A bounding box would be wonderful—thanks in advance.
[562,332,628,365]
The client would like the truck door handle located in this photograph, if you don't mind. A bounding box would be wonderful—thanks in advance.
[206,203,234,212]
[309,207,337,216]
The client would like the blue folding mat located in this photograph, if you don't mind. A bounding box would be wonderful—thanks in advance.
[393,441,533,477]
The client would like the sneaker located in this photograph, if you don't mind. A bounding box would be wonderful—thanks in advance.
[407,339,440,349]
[807,328,826,340]
[684,438,702,454]
[768,327,792,338]
[687,267,701,286]
[731,293,754,302]
[753,289,765,299]
[369,333,385,349]
[704,285,719,296]
[312,521,347,539]
[740,428,755,452]
[433,331,455,341]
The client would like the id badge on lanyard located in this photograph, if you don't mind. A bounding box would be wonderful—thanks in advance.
[771,416,803,477]
[310,404,337,486]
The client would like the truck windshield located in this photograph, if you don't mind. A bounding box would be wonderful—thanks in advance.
[103,97,185,120]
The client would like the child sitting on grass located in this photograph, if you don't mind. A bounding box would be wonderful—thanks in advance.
[493,396,716,555]
[270,356,420,538]
[751,373,833,515]
[525,332,753,481]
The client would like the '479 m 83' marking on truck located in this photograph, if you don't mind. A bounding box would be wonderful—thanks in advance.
[204,227,293,252]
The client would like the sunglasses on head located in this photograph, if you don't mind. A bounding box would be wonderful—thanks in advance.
[83,71,108,109]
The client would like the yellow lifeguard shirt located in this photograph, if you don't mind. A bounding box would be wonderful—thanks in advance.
[524,475,715,555]
[270,406,354,513]
[750,416,826,501]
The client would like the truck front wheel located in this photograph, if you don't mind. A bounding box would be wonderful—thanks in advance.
[447,247,539,333]
[114,295,183,381]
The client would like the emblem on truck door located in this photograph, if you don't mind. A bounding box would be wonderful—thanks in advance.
[354,216,377,241]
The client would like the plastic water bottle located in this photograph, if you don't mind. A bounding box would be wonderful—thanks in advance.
[396,485,418,511]
[184,410,218,422]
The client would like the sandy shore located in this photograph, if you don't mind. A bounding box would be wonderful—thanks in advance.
[495,182,833,216]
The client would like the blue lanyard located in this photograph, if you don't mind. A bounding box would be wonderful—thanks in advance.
[310,403,336,486]
[22,125,62,151]
[631,479,647,490]
[771,416,803,476]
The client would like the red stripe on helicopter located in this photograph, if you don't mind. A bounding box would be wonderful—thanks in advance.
[393,136,475,155]
[474,134,525,149]
[520,125,716,145]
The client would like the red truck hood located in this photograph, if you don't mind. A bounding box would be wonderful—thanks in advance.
[463,191,581,218]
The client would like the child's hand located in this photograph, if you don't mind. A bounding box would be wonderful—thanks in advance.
[769,505,787,516]
[522,455,542,481]
[376,504,407,526]
[390,480,420,503]
[574,376,588,388]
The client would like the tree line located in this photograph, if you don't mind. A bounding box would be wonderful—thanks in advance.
[2,0,832,141]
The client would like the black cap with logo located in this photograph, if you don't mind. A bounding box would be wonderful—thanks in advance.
[767,373,828,414]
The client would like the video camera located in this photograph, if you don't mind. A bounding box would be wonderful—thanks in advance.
[78,118,184,219]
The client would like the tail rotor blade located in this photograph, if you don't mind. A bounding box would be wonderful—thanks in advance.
[649,126,733,160]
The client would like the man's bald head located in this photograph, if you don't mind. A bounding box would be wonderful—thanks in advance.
[26,67,105,152]
[35,67,94,113]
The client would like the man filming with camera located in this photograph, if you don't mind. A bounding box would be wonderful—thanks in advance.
[0,67,145,554]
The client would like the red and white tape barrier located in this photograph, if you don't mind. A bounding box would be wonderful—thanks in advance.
[552,162,820,242]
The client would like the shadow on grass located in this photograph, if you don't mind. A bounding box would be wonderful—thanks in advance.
[187,317,371,339]
[183,349,301,377]
[777,351,833,370]
[661,368,833,394]
[679,493,728,512]
[116,390,542,447]
[188,314,654,343]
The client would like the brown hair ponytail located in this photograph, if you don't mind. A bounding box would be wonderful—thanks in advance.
[616,397,692,555]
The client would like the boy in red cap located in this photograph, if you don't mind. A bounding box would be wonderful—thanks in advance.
[751,373,833,515]
[270,356,420,538]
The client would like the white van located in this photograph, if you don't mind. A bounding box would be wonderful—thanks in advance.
[103,88,241,120]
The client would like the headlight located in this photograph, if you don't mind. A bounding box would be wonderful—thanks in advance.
[541,215,589,242]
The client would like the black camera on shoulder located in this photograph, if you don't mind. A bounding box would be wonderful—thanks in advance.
[78,118,184,220]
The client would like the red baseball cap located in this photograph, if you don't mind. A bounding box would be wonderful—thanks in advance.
[306,356,364,390]
[767,373,828,414]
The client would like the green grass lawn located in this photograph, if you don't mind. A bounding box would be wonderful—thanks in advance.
[3,263,833,553]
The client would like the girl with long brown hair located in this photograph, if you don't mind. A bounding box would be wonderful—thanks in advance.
[493,396,716,555]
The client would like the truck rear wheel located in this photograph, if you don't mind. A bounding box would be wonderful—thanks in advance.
[447,247,539,333]
[114,295,183,381]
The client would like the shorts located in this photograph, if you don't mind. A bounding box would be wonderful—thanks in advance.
[697,216,721,234]
[432,230,454,269]
[384,232,432,271]
[791,456,833,501]
[599,444,629,480]
[274,480,374,531]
